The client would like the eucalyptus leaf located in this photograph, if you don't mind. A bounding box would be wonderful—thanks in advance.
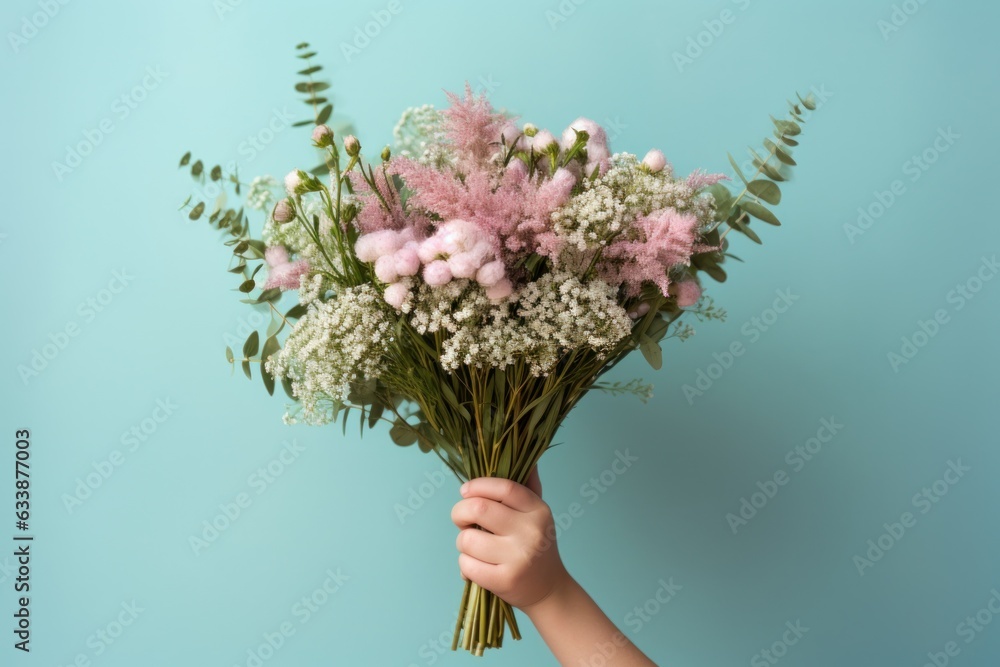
[741,201,781,226]
[243,331,259,358]
[746,180,782,205]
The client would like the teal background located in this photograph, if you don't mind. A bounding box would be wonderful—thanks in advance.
[2,0,998,665]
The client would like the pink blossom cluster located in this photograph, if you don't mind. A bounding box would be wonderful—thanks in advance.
[263,246,309,291]
[343,84,724,311]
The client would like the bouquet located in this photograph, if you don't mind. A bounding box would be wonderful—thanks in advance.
[177,43,817,656]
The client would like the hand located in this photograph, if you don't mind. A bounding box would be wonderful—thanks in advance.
[451,467,570,611]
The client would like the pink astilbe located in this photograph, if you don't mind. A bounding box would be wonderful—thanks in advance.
[601,208,705,298]
[348,163,415,234]
[394,156,579,258]
[440,83,508,174]
[685,169,730,191]
[263,245,310,291]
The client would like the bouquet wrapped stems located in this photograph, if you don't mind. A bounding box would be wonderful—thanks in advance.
[381,305,675,654]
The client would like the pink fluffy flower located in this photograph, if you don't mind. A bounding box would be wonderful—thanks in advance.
[561,117,610,162]
[642,149,667,173]
[475,260,505,287]
[675,280,702,307]
[686,169,730,191]
[374,255,399,283]
[393,245,421,277]
[441,84,508,174]
[602,208,704,298]
[262,245,309,291]
[423,260,453,286]
[485,277,513,301]
[384,282,410,310]
[355,229,406,263]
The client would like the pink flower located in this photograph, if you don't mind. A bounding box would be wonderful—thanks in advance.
[642,149,667,173]
[475,260,505,287]
[272,199,294,223]
[686,169,730,191]
[485,277,513,301]
[393,245,421,277]
[561,117,610,162]
[530,129,558,153]
[354,229,406,263]
[374,255,399,283]
[384,282,410,310]
[441,83,508,174]
[601,208,704,298]
[262,245,309,291]
[312,124,334,147]
[423,260,453,286]
[675,280,702,307]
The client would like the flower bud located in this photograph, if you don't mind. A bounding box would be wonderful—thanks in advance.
[344,134,361,157]
[522,123,538,137]
[381,145,391,162]
[311,124,334,147]
[284,170,303,196]
[642,149,667,174]
[272,198,295,224]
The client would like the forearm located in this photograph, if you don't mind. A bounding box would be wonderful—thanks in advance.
[522,572,657,667]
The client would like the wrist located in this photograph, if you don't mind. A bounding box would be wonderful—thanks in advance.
[519,566,577,620]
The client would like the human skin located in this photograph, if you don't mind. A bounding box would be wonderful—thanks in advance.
[451,469,658,666]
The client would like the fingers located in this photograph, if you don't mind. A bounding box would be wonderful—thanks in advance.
[460,476,540,513]
[455,528,515,564]
[458,553,501,590]
[452,497,518,535]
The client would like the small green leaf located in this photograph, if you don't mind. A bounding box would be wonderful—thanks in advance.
[282,375,295,400]
[746,180,782,205]
[188,202,205,220]
[241,359,252,380]
[298,65,322,75]
[728,153,749,185]
[260,335,280,396]
[730,215,762,244]
[233,240,249,255]
[763,138,797,166]
[179,152,191,167]
[741,201,781,226]
[191,160,203,177]
[297,51,317,59]
[304,96,329,106]
[239,279,255,293]
[258,287,282,304]
[798,92,817,111]
[292,119,313,127]
[225,346,234,363]
[250,263,264,281]
[286,303,308,319]
[243,331,259,358]
[295,81,331,93]
[639,334,662,370]
[316,104,333,125]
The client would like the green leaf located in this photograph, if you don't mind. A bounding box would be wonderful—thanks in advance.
[188,202,205,220]
[266,312,284,338]
[233,240,249,254]
[241,359,252,380]
[246,239,266,259]
[746,180,782,205]
[741,201,781,226]
[316,104,333,125]
[243,331,259,358]
[440,382,471,421]
[297,51,317,59]
[639,334,662,370]
[179,152,191,167]
[298,65,322,75]
[282,375,295,401]
[727,153,748,185]
[225,346,234,363]
[239,279,255,293]
[210,165,222,181]
[729,215,762,245]
[228,260,246,274]
[258,287,282,304]
[367,401,384,429]
[260,335,280,396]
[250,263,263,281]
[390,420,418,446]
[798,92,817,111]
[291,119,313,127]
[304,96,329,106]
[295,81,331,93]
[191,160,203,177]
[763,138,797,166]
[285,303,308,319]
